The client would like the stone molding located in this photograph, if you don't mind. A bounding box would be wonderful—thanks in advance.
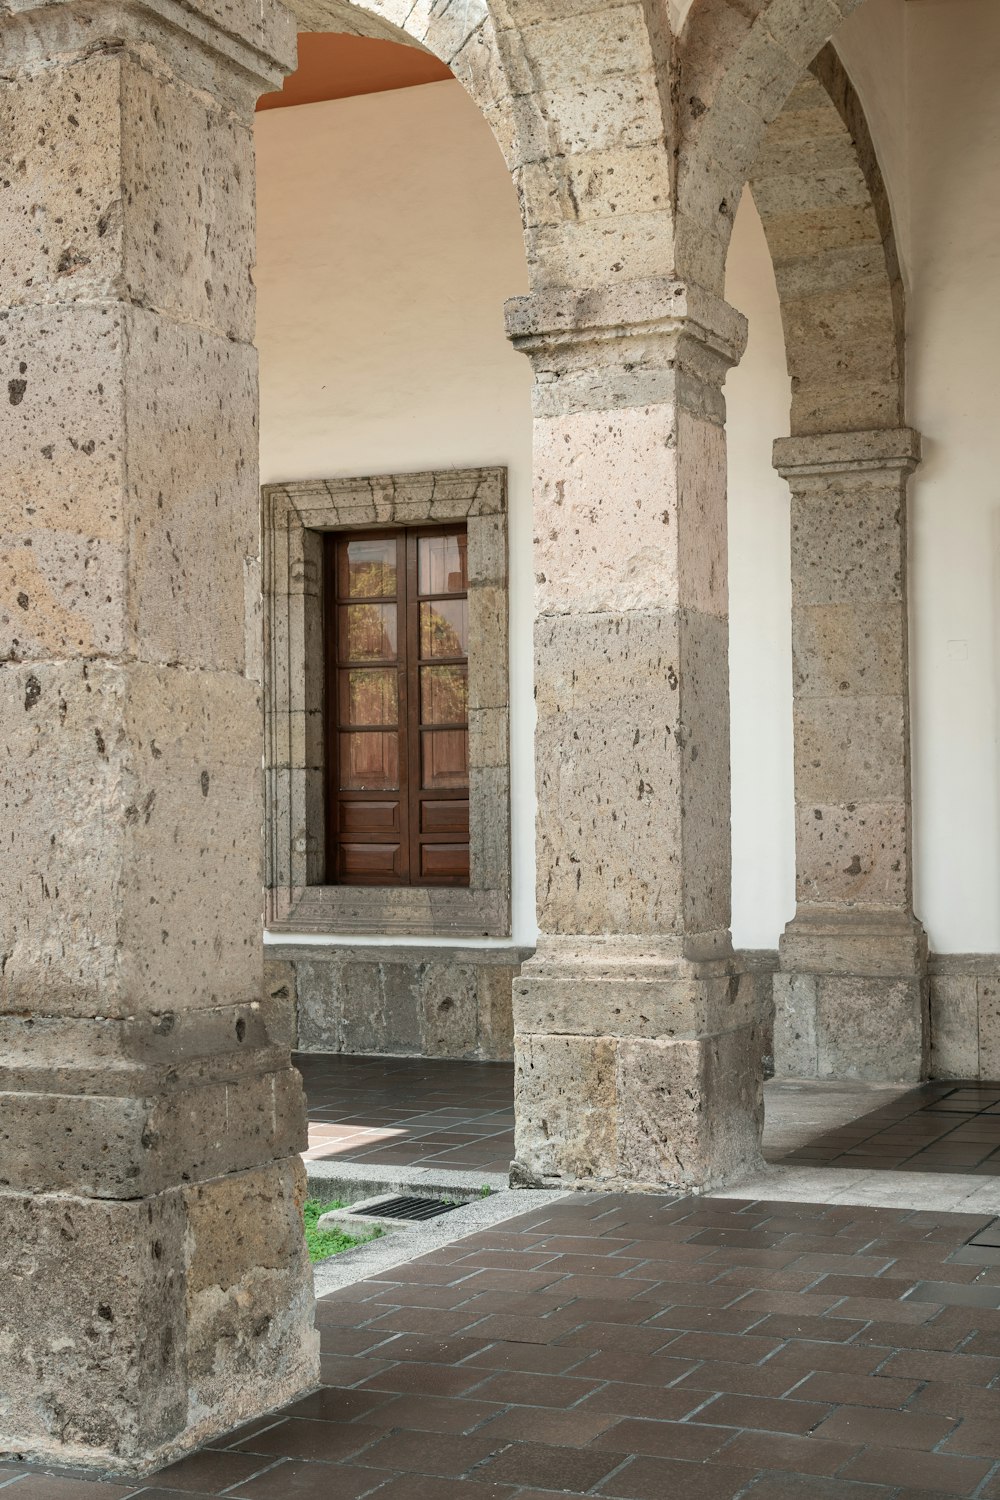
[779,909,928,978]
[505,277,748,419]
[773,427,921,480]
[0,0,296,102]
[261,467,511,938]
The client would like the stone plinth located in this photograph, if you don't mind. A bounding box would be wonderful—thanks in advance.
[507,280,765,1191]
[0,0,317,1472]
[773,430,928,1083]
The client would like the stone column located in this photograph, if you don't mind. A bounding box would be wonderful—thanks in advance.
[0,0,317,1473]
[773,429,929,1082]
[506,279,766,1193]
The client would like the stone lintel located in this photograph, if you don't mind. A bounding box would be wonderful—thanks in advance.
[505,278,748,417]
[0,0,296,98]
[773,427,921,481]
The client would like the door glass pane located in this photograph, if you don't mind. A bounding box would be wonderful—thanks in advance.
[344,668,396,726]
[418,532,468,595]
[340,603,397,661]
[421,729,469,789]
[339,731,399,790]
[419,599,467,660]
[420,665,468,726]
[345,537,396,598]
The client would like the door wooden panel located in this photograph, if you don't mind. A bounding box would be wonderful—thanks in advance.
[325,525,470,887]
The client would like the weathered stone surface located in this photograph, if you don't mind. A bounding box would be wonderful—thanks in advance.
[514,960,759,1040]
[788,486,904,608]
[288,946,523,1060]
[793,697,906,806]
[0,661,262,1018]
[815,975,927,1083]
[531,405,680,616]
[775,429,924,1080]
[125,311,259,673]
[183,1158,318,1439]
[772,972,819,1078]
[0,304,126,661]
[0,1185,187,1465]
[514,1033,618,1184]
[794,802,908,908]
[421,964,481,1058]
[0,1156,317,1473]
[513,995,764,1191]
[792,603,904,699]
[617,1028,763,1189]
[978,976,1000,1078]
[534,607,731,939]
[929,974,979,1080]
[780,909,927,978]
[0,0,309,1470]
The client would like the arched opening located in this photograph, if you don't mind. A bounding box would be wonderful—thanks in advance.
[251,32,531,1158]
[723,41,924,1087]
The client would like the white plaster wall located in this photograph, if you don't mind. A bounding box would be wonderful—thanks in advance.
[904,0,1000,952]
[254,81,536,945]
[725,193,795,950]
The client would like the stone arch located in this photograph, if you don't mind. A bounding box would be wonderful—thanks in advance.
[281,0,680,294]
[676,0,869,292]
[748,44,904,435]
[699,23,927,1081]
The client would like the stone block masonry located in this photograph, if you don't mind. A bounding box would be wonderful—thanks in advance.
[0,0,317,1472]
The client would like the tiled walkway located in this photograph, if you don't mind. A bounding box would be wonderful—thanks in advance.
[777,1083,1000,1176]
[11,1195,1000,1497]
[299,1054,515,1174]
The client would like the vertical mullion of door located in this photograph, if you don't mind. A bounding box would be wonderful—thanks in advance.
[323,533,339,885]
[404,531,423,884]
[390,531,407,885]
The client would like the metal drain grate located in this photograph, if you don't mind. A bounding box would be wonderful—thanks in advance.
[369,1195,464,1222]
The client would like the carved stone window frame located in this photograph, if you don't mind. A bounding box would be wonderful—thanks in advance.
[262,468,510,937]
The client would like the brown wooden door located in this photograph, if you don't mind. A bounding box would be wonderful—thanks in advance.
[324,526,470,886]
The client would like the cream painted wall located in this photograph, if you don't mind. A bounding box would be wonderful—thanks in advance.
[254,81,535,945]
[905,0,1000,951]
[725,195,795,950]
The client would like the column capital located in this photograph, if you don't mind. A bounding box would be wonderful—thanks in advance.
[505,278,748,419]
[0,0,296,103]
[773,427,921,482]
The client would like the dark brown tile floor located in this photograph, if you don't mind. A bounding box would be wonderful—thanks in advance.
[12,1195,1000,1497]
[776,1082,1000,1175]
[298,1054,516,1174]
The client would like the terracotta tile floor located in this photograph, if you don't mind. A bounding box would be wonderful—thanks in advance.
[12,1195,1000,1497]
[297,1054,516,1174]
[776,1082,1000,1175]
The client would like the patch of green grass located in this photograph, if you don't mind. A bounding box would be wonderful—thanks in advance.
[303,1198,384,1263]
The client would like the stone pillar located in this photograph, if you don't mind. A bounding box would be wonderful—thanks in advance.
[506,279,766,1193]
[773,429,929,1082]
[0,0,317,1474]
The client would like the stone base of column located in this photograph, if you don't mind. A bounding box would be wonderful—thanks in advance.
[774,910,929,1082]
[511,939,766,1193]
[0,1008,318,1473]
[0,1155,318,1474]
